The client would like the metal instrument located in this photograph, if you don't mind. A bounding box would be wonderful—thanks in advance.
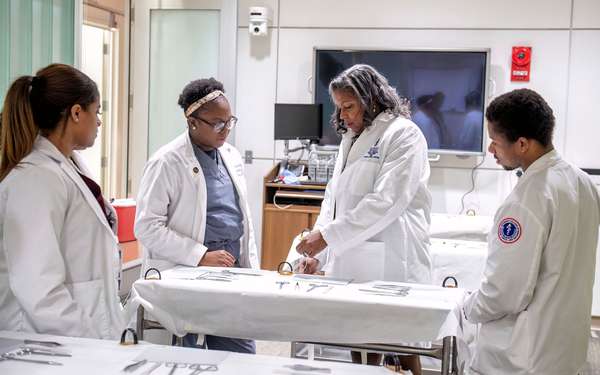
[188,363,218,374]
[0,353,62,366]
[23,339,62,347]
[306,284,329,293]
[18,347,72,357]
[123,359,148,372]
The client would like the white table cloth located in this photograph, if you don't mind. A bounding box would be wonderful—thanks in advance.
[430,238,488,291]
[0,330,394,374]
[129,267,465,343]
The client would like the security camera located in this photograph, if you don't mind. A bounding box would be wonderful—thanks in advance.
[249,6,269,36]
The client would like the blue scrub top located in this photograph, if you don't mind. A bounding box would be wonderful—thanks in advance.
[193,145,244,262]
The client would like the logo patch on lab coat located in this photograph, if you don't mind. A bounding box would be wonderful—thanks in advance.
[497,217,522,244]
[363,145,380,160]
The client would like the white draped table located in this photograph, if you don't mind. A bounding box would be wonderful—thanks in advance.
[129,267,465,374]
[0,330,394,374]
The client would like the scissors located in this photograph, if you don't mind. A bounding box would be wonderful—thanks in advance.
[188,363,218,374]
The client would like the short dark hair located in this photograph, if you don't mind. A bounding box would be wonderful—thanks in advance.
[485,88,555,147]
[178,78,225,116]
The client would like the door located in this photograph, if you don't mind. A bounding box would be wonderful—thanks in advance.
[128,0,236,195]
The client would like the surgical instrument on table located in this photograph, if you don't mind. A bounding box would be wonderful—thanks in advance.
[122,358,148,372]
[195,272,234,282]
[139,361,161,375]
[372,284,411,294]
[293,274,353,285]
[306,284,329,293]
[0,353,63,366]
[18,347,72,357]
[284,363,332,373]
[188,363,218,374]
[23,339,62,347]
[165,361,187,374]
[358,288,409,297]
[221,269,262,277]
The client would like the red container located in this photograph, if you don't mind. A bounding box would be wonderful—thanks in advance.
[112,199,136,243]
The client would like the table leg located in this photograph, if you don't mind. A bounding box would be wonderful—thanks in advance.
[440,336,452,375]
[136,305,145,340]
[452,336,458,374]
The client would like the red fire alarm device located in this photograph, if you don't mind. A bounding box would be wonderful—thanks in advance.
[511,46,532,82]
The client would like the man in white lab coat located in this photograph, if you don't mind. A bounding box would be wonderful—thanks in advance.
[461,88,600,374]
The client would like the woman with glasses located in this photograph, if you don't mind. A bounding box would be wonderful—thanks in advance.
[134,78,259,353]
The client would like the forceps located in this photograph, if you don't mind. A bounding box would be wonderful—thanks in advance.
[188,363,218,374]
[23,339,62,347]
[0,353,62,366]
[306,284,329,292]
[18,347,72,357]
[165,361,187,374]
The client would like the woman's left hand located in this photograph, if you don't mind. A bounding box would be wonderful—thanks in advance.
[296,230,327,257]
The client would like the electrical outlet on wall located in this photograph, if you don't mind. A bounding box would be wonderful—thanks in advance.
[244,150,253,164]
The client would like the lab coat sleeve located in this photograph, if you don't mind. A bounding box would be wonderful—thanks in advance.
[135,158,207,266]
[3,168,101,338]
[313,161,341,268]
[462,202,546,323]
[320,126,428,255]
[313,178,333,231]
[245,206,260,269]
[238,160,260,269]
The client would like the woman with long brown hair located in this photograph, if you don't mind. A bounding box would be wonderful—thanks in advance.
[0,64,125,338]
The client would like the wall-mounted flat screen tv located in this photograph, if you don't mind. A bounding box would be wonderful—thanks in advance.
[314,48,489,155]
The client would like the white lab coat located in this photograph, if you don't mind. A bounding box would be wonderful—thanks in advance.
[315,112,432,283]
[462,150,600,375]
[0,136,125,339]
[135,132,259,273]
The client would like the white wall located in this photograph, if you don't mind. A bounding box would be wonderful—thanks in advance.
[235,0,600,246]
[236,1,600,317]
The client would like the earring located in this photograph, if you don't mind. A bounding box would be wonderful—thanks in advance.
[192,125,197,130]
[372,104,377,113]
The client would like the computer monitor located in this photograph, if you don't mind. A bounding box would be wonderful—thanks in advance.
[314,48,489,155]
[274,103,322,141]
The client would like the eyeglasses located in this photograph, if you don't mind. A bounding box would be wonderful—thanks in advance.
[193,115,238,133]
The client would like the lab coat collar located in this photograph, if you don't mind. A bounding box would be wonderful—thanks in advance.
[34,136,116,236]
[520,149,561,180]
[343,111,395,166]
[34,135,70,164]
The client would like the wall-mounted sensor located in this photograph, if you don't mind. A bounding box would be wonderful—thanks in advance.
[249,6,269,36]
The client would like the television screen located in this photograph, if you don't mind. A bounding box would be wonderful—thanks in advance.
[274,103,322,140]
[314,49,488,154]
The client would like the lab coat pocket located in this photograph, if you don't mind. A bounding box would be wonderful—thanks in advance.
[330,241,385,282]
[66,279,109,338]
[473,312,529,373]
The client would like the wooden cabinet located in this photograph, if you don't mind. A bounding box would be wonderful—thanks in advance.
[260,163,325,270]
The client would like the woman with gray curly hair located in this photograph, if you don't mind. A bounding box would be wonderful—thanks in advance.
[296,64,432,370]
